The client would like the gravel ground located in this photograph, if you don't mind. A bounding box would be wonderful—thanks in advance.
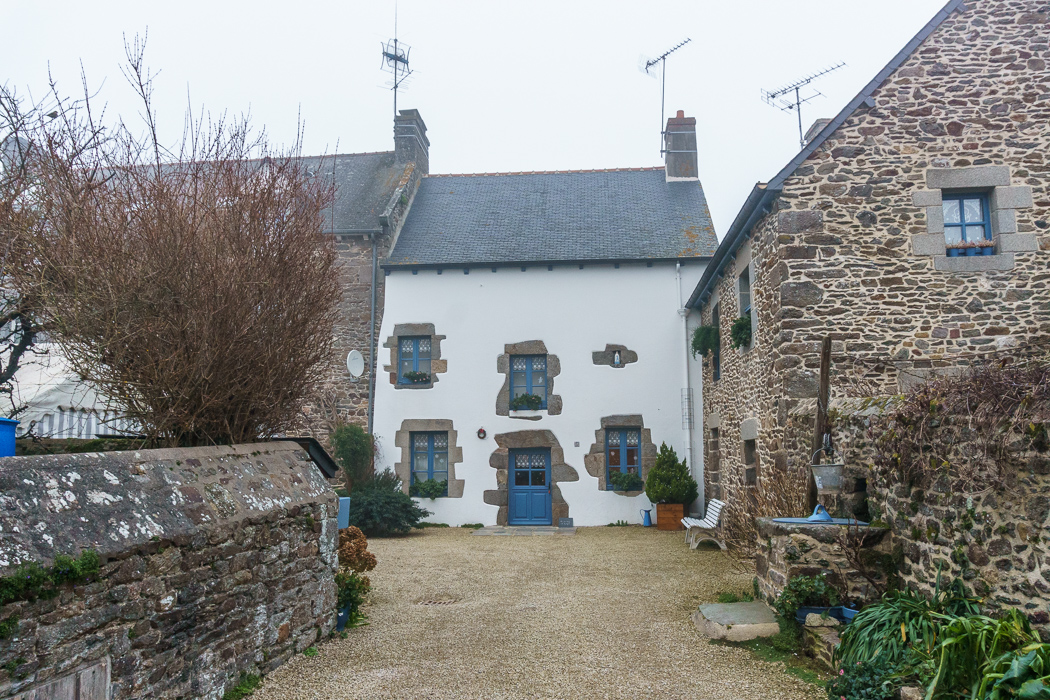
[253,527,824,700]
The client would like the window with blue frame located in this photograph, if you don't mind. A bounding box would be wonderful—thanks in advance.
[605,428,641,489]
[411,432,448,493]
[510,355,547,409]
[711,303,721,382]
[398,336,432,383]
[942,193,993,256]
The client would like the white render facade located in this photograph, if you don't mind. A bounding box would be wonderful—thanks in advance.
[371,261,709,526]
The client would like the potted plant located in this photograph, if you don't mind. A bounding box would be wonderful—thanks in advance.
[608,470,644,492]
[946,240,995,258]
[730,315,752,349]
[509,393,543,411]
[409,478,448,500]
[644,443,698,531]
[403,370,431,383]
[334,527,377,631]
[691,325,719,358]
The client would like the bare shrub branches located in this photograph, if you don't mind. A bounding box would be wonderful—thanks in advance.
[870,356,1050,494]
[9,41,339,445]
[722,465,809,555]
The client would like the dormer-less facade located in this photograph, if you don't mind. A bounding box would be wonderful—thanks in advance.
[371,113,719,526]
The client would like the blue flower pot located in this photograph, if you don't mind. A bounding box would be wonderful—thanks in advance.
[795,605,860,625]
[336,603,352,631]
[947,248,962,258]
[980,245,995,256]
[965,247,978,257]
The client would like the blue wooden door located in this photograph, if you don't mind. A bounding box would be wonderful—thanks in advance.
[508,449,552,525]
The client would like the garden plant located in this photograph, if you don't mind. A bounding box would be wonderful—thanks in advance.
[344,469,430,536]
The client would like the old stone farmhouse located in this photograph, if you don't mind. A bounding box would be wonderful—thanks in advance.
[370,112,717,526]
[687,0,1049,509]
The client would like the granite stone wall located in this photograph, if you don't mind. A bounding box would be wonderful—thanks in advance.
[0,442,338,700]
[699,0,1050,524]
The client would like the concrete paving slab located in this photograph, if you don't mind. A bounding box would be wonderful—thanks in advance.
[692,601,780,642]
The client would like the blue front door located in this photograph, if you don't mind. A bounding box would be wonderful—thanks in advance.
[508,449,552,525]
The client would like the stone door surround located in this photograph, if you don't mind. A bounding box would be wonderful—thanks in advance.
[911,165,1036,272]
[484,430,578,526]
[495,340,563,418]
[382,323,447,389]
[392,419,465,497]
[583,415,658,495]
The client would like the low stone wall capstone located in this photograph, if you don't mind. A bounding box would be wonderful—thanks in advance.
[0,441,338,700]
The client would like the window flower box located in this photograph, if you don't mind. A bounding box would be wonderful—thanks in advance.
[402,370,431,384]
[509,393,544,411]
[946,241,995,258]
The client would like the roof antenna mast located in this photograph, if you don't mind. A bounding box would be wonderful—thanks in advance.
[639,38,692,156]
[380,2,413,116]
[762,63,846,149]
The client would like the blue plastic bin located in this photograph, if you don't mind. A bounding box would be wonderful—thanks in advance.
[0,418,18,458]
[338,497,351,529]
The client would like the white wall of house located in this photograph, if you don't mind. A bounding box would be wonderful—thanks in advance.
[372,260,708,527]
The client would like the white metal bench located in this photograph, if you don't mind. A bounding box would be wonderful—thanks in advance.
[681,499,727,551]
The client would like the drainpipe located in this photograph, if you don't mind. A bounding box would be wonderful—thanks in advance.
[676,262,699,512]
[367,232,379,435]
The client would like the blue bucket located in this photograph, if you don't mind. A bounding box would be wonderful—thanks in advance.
[0,418,18,458]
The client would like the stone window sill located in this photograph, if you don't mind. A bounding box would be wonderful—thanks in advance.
[395,381,433,390]
[933,253,1015,272]
[509,409,546,417]
[606,489,644,497]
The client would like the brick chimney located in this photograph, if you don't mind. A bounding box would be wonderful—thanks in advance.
[394,109,429,175]
[664,110,698,182]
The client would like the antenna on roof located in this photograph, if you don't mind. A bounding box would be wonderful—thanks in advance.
[639,38,692,156]
[380,2,413,116]
[762,63,846,150]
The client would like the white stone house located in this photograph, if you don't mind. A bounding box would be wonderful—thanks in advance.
[371,112,719,527]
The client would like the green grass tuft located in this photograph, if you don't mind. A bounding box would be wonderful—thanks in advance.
[221,673,262,700]
[417,522,450,528]
[303,647,318,657]
[460,523,484,529]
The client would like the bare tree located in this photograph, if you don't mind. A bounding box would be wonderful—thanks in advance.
[10,39,339,445]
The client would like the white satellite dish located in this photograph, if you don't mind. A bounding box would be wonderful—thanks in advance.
[346,350,365,378]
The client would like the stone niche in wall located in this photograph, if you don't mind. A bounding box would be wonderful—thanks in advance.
[0,442,338,700]
[591,344,638,369]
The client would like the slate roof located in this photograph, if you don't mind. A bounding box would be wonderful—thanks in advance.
[304,151,406,232]
[384,167,718,267]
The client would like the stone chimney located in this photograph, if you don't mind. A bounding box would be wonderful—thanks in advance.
[394,109,430,175]
[803,118,833,146]
[664,110,698,182]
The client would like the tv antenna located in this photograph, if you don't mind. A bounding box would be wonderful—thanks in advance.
[380,4,413,116]
[762,63,846,149]
[639,38,692,155]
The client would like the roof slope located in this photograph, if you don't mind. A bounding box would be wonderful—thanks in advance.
[305,151,406,232]
[385,168,718,267]
[686,0,965,309]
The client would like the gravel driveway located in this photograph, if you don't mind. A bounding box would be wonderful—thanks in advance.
[254,527,823,700]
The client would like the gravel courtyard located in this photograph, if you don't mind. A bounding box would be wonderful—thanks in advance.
[254,527,823,700]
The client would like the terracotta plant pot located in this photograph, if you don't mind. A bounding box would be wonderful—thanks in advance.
[656,503,685,531]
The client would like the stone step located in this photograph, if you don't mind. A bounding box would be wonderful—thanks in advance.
[692,601,780,642]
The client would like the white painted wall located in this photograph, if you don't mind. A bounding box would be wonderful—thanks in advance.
[372,260,708,527]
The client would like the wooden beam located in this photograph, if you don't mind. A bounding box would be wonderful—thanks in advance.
[808,336,832,511]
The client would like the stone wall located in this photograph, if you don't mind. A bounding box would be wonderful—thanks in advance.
[699,0,1050,526]
[755,518,893,606]
[0,441,338,700]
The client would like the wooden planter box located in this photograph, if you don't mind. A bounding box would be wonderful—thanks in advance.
[656,503,685,531]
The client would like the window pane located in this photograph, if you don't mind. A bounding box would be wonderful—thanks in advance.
[966,225,988,243]
[417,358,432,374]
[529,454,545,469]
[626,448,639,466]
[432,471,448,483]
[963,198,983,223]
[400,338,414,354]
[433,453,448,472]
[531,470,546,486]
[413,470,428,483]
[626,431,639,447]
[514,470,530,486]
[512,371,527,390]
[626,466,639,475]
[608,466,622,476]
[608,431,621,447]
[531,373,546,390]
[512,357,527,372]
[418,338,431,356]
[943,200,961,224]
[515,453,530,469]
[944,226,963,245]
[414,434,429,450]
[531,357,546,372]
[434,433,447,449]
[607,449,621,466]
[400,360,415,377]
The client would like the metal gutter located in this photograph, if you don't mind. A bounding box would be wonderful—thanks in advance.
[380,256,712,272]
[271,436,340,479]
[324,228,382,236]
[685,0,966,312]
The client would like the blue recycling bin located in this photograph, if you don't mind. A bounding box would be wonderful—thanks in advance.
[338,497,351,529]
[0,418,18,458]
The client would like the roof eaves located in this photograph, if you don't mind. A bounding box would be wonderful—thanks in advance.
[380,256,712,271]
[686,0,966,311]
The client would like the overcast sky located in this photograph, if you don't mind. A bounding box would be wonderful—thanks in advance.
[5,0,945,236]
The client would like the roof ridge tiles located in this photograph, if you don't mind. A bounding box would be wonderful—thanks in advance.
[427,166,665,178]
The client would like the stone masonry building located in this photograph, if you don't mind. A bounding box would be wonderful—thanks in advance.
[687,0,1049,508]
